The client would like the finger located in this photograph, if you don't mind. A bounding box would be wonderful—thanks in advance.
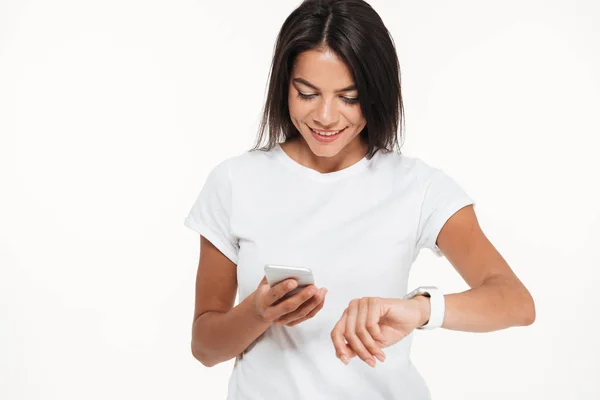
[271,285,317,321]
[275,286,322,326]
[357,298,385,363]
[276,287,324,325]
[367,298,387,345]
[331,309,356,364]
[285,288,327,326]
[345,299,377,367]
[268,279,298,307]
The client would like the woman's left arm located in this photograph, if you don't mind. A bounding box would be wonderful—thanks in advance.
[418,204,536,332]
[330,205,536,366]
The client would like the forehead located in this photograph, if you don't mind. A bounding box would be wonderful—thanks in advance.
[291,48,355,89]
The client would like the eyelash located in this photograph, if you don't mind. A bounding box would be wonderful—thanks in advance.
[296,90,359,105]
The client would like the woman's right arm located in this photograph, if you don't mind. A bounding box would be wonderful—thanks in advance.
[191,236,269,367]
[192,236,325,367]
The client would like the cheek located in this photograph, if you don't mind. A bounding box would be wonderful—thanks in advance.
[345,108,366,128]
[288,97,310,122]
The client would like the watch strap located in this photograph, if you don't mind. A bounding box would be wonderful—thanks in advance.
[403,286,445,330]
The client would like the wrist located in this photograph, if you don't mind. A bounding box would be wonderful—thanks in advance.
[411,295,431,327]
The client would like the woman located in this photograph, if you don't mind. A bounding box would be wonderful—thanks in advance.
[184,0,536,399]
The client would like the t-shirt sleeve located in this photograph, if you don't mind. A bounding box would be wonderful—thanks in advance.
[184,159,239,264]
[415,169,476,257]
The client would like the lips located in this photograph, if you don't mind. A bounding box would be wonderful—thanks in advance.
[308,125,347,143]
[309,126,346,136]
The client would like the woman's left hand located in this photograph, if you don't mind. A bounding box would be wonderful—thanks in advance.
[330,296,429,367]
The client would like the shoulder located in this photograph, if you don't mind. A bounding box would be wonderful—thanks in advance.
[208,146,279,183]
[373,150,441,186]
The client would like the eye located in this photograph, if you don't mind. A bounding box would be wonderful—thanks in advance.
[341,96,359,105]
[297,91,316,100]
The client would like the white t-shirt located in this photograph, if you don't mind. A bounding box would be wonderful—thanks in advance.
[184,143,475,400]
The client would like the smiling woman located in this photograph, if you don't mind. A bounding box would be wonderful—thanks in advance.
[287,50,367,160]
[252,0,404,172]
[184,0,535,399]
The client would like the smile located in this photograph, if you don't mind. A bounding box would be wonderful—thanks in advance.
[308,126,347,143]
[309,126,347,136]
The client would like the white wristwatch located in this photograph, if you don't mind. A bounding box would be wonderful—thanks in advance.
[403,286,445,330]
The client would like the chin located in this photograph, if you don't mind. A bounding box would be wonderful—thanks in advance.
[305,139,343,158]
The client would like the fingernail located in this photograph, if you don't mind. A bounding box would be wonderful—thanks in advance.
[375,353,386,363]
[340,355,349,365]
[367,358,376,368]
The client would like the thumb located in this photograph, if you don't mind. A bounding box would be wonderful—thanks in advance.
[253,277,270,307]
[257,276,270,292]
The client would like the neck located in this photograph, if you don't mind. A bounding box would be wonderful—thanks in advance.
[282,135,368,174]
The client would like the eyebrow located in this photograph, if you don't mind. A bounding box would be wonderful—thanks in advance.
[293,78,356,93]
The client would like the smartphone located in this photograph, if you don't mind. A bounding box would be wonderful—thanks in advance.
[264,264,315,301]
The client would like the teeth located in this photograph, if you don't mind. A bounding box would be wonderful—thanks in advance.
[312,128,341,136]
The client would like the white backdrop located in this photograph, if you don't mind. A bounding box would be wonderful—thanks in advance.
[1,0,599,399]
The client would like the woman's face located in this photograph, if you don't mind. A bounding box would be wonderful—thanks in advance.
[288,48,367,159]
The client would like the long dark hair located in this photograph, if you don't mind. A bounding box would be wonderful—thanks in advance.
[252,0,404,159]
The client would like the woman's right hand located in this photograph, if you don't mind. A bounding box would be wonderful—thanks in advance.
[251,276,328,327]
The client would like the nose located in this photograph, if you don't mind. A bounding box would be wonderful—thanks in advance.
[313,97,339,128]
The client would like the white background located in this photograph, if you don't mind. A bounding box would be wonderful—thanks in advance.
[1,0,599,399]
